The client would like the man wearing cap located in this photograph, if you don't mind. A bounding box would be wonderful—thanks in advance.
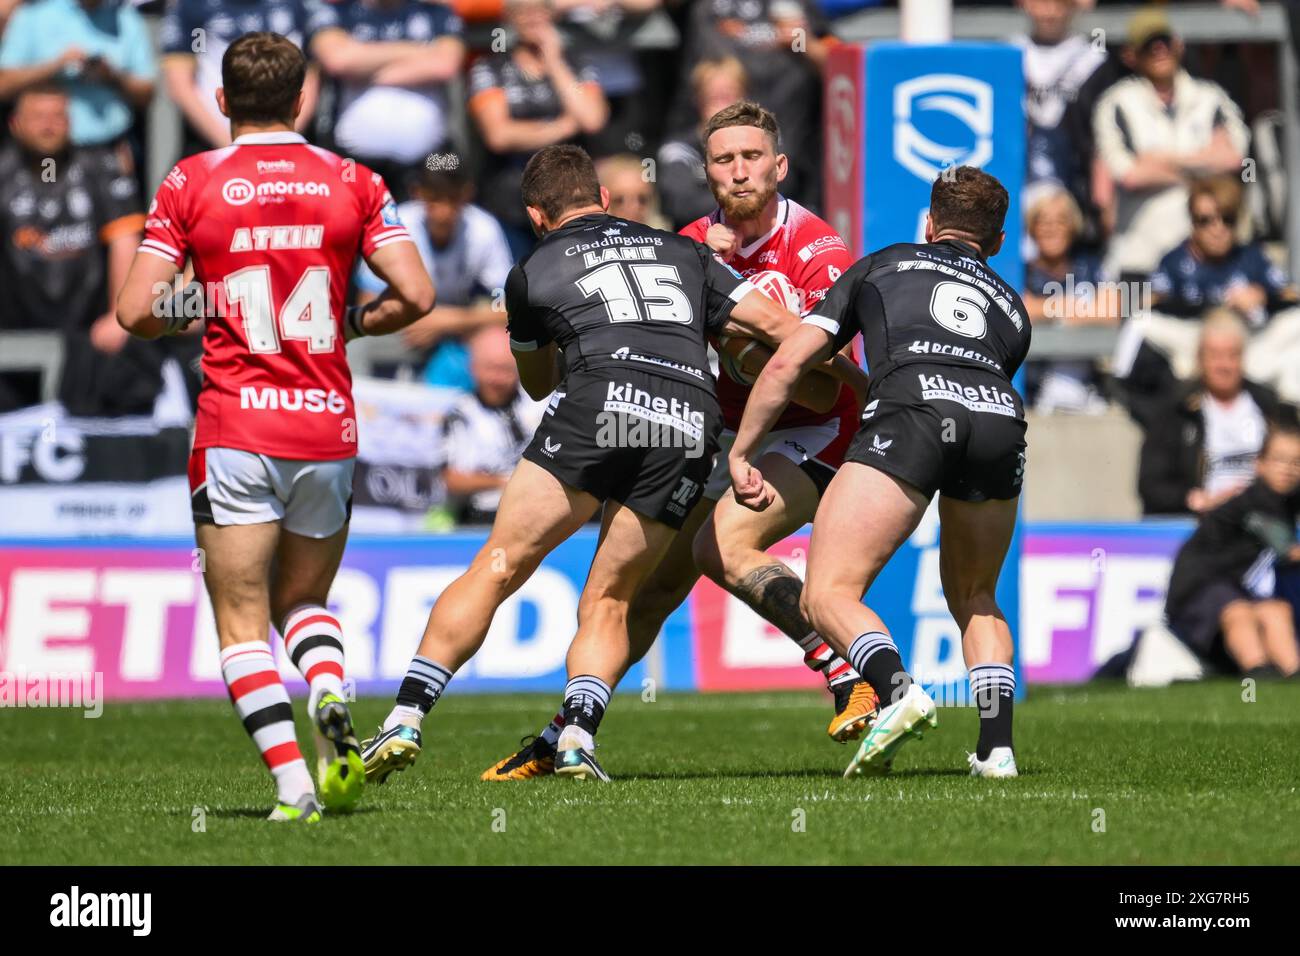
[1092,7,1249,281]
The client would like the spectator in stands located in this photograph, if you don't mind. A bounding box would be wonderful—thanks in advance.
[160,0,328,150]
[1022,184,1120,413]
[0,85,157,415]
[597,153,668,229]
[554,0,661,157]
[441,326,545,524]
[1015,0,1106,193]
[354,161,512,392]
[1151,177,1297,328]
[0,0,156,156]
[1165,421,1300,679]
[672,0,834,211]
[657,55,746,229]
[1138,312,1284,515]
[467,0,609,259]
[1092,7,1249,281]
[310,0,466,200]
[1117,178,1300,404]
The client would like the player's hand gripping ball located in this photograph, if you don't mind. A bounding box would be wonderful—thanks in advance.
[717,270,803,385]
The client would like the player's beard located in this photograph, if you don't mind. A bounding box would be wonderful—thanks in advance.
[713,178,777,223]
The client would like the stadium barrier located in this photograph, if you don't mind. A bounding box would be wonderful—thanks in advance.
[0,518,1192,701]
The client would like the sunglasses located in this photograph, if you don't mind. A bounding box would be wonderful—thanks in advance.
[1193,211,1236,228]
[1139,33,1174,55]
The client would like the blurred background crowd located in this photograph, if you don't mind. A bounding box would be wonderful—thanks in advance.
[2,0,1300,527]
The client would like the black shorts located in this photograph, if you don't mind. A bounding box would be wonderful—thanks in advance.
[1168,579,1252,659]
[522,370,723,529]
[845,364,1027,502]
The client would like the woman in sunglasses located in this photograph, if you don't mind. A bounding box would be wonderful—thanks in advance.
[1151,176,1296,330]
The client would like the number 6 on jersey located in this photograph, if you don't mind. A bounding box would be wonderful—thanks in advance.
[929,280,989,339]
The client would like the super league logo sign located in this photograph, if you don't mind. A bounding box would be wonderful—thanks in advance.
[893,74,994,181]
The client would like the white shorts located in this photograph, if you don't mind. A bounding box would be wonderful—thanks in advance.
[702,422,841,500]
[188,447,354,538]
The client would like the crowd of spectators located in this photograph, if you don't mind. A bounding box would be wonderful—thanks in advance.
[2,0,1299,527]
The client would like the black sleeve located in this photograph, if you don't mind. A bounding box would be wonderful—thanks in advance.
[804,257,871,352]
[697,241,753,333]
[1008,290,1033,378]
[504,264,551,350]
[1137,416,1196,515]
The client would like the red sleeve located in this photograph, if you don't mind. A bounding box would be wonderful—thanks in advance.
[359,170,413,258]
[791,228,854,313]
[138,164,192,266]
[678,216,710,242]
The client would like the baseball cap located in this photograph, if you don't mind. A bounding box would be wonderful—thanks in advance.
[1128,7,1175,49]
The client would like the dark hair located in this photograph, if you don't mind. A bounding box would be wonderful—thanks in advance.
[15,82,67,104]
[221,32,305,126]
[929,166,1010,252]
[702,99,780,153]
[412,162,471,202]
[521,145,602,222]
[1262,414,1300,457]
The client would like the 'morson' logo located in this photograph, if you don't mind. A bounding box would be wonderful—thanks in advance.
[222,178,255,205]
[223,178,332,205]
[893,74,993,181]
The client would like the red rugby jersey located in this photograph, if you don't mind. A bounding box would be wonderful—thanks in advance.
[681,197,858,431]
[140,131,412,460]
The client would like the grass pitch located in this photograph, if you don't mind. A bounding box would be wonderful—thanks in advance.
[4,681,1299,865]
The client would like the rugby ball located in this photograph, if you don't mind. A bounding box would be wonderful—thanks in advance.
[718,271,802,385]
[748,269,804,315]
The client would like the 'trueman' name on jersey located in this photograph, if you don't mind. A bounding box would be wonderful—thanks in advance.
[230,225,325,252]
[907,339,1002,371]
[896,259,1025,331]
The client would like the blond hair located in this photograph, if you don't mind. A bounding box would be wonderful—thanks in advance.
[1025,184,1084,237]
[691,56,748,103]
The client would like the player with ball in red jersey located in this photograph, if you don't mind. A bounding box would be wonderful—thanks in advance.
[480,101,876,783]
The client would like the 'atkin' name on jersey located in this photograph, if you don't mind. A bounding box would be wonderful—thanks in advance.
[230,224,324,252]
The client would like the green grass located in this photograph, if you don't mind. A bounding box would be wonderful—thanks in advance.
[4,682,1299,865]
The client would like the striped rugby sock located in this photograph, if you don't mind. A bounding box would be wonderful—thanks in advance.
[562,675,612,735]
[281,604,346,712]
[387,656,453,730]
[539,710,566,747]
[847,630,911,704]
[220,641,314,804]
[969,663,1015,760]
[795,633,859,685]
[824,656,860,688]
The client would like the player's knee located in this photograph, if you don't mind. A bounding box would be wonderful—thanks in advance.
[476,540,530,591]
